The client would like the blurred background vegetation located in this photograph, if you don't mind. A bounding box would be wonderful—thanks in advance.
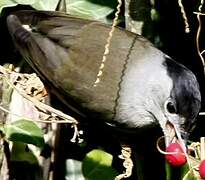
[0,0,205,180]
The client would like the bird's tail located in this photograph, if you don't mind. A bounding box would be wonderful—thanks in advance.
[7,15,31,45]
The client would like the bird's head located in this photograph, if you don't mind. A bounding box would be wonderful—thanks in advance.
[158,56,201,150]
[111,51,201,152]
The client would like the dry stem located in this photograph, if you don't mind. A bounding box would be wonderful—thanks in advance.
[0,65,81,143]
[115,144,133,180]
[178,0,190,33]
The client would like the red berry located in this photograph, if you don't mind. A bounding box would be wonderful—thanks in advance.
[165,143,187,167]
[199,160,205,179]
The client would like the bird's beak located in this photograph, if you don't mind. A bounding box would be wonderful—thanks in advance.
[164,120,187,153]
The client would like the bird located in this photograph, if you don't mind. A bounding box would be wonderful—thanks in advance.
[6,10,201,152]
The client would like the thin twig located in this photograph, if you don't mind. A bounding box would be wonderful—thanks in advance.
[0,105,72,124]
[194,0,205,72]
[193,12,205,16]
[178,0,190,33]
[115,144,133,180]
[93,0,122,86]
[0,65,81,143]
[0,66,77,124]
[199,112,205,115]
[201,49,205,56]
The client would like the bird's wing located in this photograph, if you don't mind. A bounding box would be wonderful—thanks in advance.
[7,10,147,121]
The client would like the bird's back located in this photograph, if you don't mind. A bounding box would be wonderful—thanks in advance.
[7,11,162,119]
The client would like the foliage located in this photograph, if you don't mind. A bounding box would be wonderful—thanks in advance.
[0,119,44,164]
[2,119,44,147]
[11,142,38,164]
[66,0,115,20]
[82,149,118,180]
[0,0,59,12]
[0,0,117,23]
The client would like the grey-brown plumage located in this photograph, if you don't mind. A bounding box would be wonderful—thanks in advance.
[7,10,201,148]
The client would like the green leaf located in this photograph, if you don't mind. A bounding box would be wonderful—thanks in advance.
[14,0,38,4]
[181,156,201,180]
[82,149,118,180]
[5,119,44,147]
[0,0,17,13]
[182,170,199,180]
[66,0,114,23]
[11,142,38,164]
[31,0,59,11]
[0,0,59,13]
[166,158,200,180]
[0,0,115,22]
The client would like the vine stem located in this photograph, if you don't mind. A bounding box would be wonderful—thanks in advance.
[178,0,190,33]
[194,0,205,72]
[93,0,122,87]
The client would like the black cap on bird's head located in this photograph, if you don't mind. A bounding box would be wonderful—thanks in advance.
[161,56,201,150]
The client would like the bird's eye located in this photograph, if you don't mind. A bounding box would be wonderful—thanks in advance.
[166,101,177,114]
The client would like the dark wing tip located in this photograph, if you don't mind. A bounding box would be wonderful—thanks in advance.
[7,14,31,44]
[7,15,19,34]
